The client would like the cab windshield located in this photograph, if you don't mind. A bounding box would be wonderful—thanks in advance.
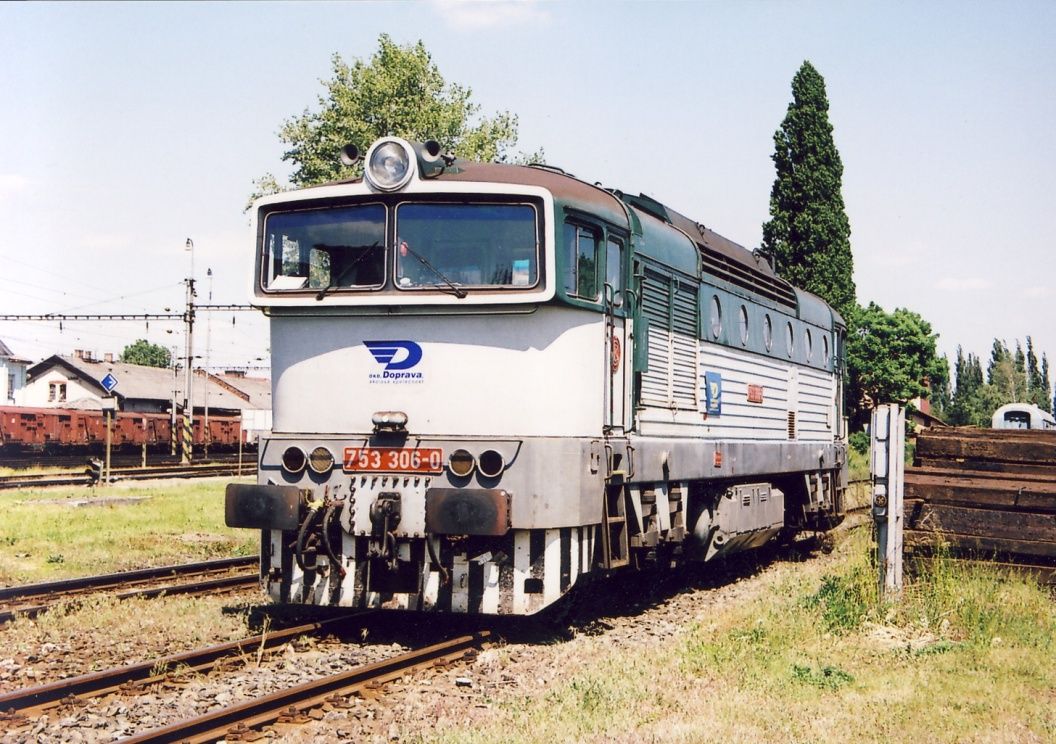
[262,204,386,291]
[260,200,540,295]
[394,203,538,290]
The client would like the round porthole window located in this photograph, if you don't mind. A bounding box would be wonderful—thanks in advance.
[785,322,794,357]
[763,314,773,351]
[710,296,722,339]
[738,305,749,345]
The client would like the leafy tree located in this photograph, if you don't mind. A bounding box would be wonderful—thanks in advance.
[948,336,1054,424]
[987,339,1019,401]
[1026,337,1051,411]
[252,34,539,202]
[844,303,948,428]
[761,61,855,321]
[928,355,951,419]
[948,346,986,425]
[120,339,171,368]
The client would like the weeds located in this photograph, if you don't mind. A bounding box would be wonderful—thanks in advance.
[790,662,854,690]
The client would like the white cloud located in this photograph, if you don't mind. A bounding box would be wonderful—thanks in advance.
[935,276,990,292]
[0,174,28,200]
[1024,286,1052,299]
[430,0,550,31]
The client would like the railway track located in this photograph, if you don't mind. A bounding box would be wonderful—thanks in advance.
[0,451,256,471]
[0,556,259,624]
[0,461,257,489]
[124,632,488,743]
[0,622,487,743]
[0,613,361,717]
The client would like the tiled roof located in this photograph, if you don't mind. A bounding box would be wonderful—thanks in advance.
[27,355,266,410]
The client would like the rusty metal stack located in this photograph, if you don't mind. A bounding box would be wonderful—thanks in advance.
[905,427,1056,581]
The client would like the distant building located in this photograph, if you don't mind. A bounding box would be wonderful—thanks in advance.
[196,368,273,442]
[22,353,271,439]
[0,339,31,405]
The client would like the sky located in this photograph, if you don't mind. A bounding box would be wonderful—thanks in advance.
[1,0,1054,384]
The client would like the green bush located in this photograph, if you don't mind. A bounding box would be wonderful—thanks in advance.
[849,430,870,455]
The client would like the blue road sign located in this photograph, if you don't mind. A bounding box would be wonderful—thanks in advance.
[101,373,119,394]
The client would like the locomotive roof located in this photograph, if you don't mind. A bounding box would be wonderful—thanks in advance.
[322,155,842,326]
[435,162,808,311]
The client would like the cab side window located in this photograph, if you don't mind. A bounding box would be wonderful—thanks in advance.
[606,236,624,305]
[564,223,599,300]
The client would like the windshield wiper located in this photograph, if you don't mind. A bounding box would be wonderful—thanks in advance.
[315,242,380,301]
[400,242,467,299]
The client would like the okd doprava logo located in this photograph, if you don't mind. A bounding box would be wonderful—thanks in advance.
[365,340,424,384]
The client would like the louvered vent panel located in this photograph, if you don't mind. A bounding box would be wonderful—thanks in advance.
[787,411,796,439]
[641,271,672,405]
[639,267,700,410]
[670,282,700,409]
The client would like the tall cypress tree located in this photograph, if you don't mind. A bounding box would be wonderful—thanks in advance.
[761,61,856,320]
[1041,353,1053,413]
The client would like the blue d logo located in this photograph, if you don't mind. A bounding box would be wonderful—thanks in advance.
[364,340,423,371]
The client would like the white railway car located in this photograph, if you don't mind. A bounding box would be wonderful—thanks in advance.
[225,137,848,615]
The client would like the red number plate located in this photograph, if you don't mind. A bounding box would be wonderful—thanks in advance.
[342,447,444,474]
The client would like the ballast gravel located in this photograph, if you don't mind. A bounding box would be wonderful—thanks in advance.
[0,535,850,743]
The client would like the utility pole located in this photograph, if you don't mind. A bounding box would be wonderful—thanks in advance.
[204,267,212,458]
[170,345,178,457]
[182,238,196,465]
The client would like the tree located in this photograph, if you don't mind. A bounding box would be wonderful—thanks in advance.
[1026,337,1051,410]
[761,61,855,321]
[844,302,948,428]
[120,339,170,368]
[252,34,539,201]
[948,346,987,425]
[1042,353,1053,413]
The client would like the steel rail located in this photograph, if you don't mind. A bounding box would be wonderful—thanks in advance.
[0,614,365,716]
[0,463,257,489]
[0,557,259,624]
[119,632,490,744]
[0,454,243,470]
[0,557,257,602]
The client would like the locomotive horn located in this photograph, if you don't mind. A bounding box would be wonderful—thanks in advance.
[415,140,447,179]
[420,140,442,163]
[339,144,361,166]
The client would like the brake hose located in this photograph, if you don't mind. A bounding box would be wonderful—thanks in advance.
[294,504,324,572]
[320,500,346,577]
[426,535,450,586]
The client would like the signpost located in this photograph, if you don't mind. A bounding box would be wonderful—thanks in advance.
[870,404,905,595]
[101,395,117,485]
[101,373,119,394]
[100,373,118,484]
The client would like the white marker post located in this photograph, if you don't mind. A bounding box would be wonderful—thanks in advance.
[870,404,905,595]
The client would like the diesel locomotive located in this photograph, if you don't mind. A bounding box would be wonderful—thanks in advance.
[225,137,847,615]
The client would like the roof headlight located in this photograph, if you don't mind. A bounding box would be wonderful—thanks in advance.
[366,139,414,191]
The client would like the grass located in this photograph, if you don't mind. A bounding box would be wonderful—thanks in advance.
[0,476,258,584]
[426,529,1056,744]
